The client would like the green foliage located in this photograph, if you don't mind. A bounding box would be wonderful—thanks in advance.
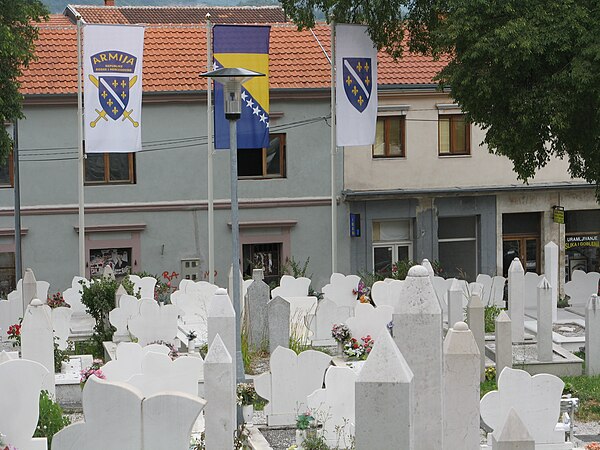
[53,339,72,373]
[34,390,70,445]
[74,338,103,360]
[484,366,496,382]
[484,305,503,333]
[80,276,135,351]
[283,257,321,298]
[296,412,314,430]
[301,431,330,450]
[561,375,600,421]
[282,0,600,195]
[558,296,570,308]
[356,270,384,289]
[480,379,497,398]
[0,0,48,159]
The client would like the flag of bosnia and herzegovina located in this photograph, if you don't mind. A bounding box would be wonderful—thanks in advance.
[213,25,270,150]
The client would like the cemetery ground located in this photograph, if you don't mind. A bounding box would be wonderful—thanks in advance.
[2,252,600,450]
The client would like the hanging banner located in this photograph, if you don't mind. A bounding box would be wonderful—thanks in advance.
[335,24,378,147]
[213,25,270,150]
[83,24,144,153]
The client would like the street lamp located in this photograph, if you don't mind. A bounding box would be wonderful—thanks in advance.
[200,67,265,387]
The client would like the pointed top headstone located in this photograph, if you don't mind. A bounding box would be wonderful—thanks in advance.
[468,293,484,308]
[358,328,413,383]
[537,277,552,290]
[545,241,558,250]
[205,333,232,364]
[497,310,511,323]
[421,259,435,278]
[22,268,37,304]
[252,269,264,281]
[102,265,115,280]
[508,258,524,274]
[587,294,599,312]
[444,321,480,356]
[208,289,235,317]
[494,408,534,443]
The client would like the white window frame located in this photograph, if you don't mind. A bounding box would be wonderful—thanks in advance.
[371,219,413,273]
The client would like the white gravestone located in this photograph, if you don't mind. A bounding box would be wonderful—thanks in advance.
[128,299,179,346]
[467,293,485,382]
[102,342,171,382]
[307,298,350,346]
[585,295,600,376]
[285,296,318,341]
[207,288,236,361]
[0,275,49,338]
[128,351,204,397]
[254,347,331,426]
[544,242,559,322]
[171,280,219,345]
[443,322,480,450]
[109,294,141,341]
[52,376,205,450]
[21,298,55,395]
[62,276,89,316]
[307,365,357,448]
[321,273,361,316]
[432,276,454,314]
[355,328,413,450]
[480,368,567,445]
[0,358,49,450]
[346,303,393,340]
[128,275,158,300]
[476,274,506,308]
[492,408,535,450]
[392,265,443,450]
[448,278,466,328]
[508,258,525,342]
[495,311,513,382]
[52,306,73,350]
[271,274,311,298]
[204,334,235,450]
[565,270,600,313]
[370,278,404,311]
[537,277,554,363]
[524,271,545,314]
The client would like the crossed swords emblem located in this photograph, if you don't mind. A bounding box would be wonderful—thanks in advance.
[89,74,139,128]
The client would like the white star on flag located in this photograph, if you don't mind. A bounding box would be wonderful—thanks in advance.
[212,61,219,71]
[246,99,254,108]
[241,91,248,100]
[259,113,267,123]
[266,122,269,128]
[253,105,260,115]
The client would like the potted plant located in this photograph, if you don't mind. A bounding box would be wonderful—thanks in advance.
[236,382,257,424]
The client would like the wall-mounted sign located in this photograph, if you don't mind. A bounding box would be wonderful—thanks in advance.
[350,213,361,237]
[565,235,599,250]
[553,206,564,224]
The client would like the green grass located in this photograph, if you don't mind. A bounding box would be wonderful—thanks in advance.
[480,379,497,397]
[561,374,600,422]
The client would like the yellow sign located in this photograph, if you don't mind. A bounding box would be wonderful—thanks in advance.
[553,206,564,224]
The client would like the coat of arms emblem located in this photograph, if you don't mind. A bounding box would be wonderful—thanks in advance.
[342,57,372,113]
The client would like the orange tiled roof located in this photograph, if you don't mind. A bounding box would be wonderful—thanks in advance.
[67,5,287,25]
[20,16,448,96]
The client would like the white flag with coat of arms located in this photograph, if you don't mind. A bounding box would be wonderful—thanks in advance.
[83,24,144,153]
[335,24,378,147]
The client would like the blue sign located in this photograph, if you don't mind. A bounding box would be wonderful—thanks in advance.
[342,57,372,113]
[350,213,361,237]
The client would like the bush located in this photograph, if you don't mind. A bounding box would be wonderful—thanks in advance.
[484,305,503,333]
[34,390,70,445]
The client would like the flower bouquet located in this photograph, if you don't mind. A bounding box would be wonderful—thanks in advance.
[47,292,71,309]
[236,382,257,406]
[80,359,105,388]
[343,335,374,360]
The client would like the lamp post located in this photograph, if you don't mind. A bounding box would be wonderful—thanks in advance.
[200,67,265,388]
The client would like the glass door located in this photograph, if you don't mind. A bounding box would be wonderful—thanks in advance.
[502,237,539,276]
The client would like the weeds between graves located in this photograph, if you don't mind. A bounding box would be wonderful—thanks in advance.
[34,390,71,446]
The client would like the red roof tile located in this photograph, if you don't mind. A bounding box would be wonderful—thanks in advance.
[68,5,287,25]
[20,16,448,96]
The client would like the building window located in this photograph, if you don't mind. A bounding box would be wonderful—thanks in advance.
[0,252,16,298]
[85,153,135,184]
[502,212,540,277]
[243,242,282,285]
[0,153,13,188]
[439,114,470,155]
[373,116,405,158]
[89,247,132,280]
[238,134,285,178]
[565,209,600,279]
[372,220,412,276]
[438,216,478,281]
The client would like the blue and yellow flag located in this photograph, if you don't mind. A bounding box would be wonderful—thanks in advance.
[213,25,270,149]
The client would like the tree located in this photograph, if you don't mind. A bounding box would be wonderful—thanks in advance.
[281,0,600,196]
[0,0,48,160]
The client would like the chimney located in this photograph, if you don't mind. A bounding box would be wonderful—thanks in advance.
[104,0,115,5]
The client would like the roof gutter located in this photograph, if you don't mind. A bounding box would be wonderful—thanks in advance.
[342,182,596,201]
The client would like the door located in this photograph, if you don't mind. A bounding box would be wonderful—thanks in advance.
[502,236,539,277]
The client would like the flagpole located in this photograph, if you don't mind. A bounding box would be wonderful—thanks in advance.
[206,15,215,285]
[330,23,337,274]
[76,15,86,277]
[13,120,22,283]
